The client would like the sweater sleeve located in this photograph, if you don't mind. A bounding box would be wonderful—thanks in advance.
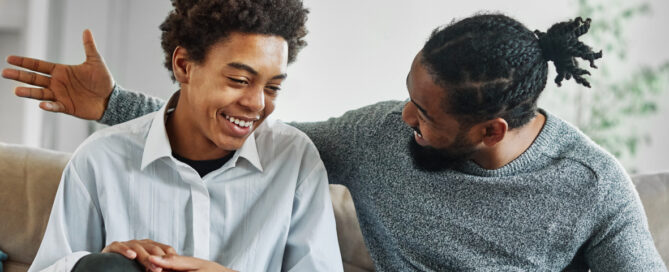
[98,85,166,126]
[290,100,404,187]
[583,165,667,271]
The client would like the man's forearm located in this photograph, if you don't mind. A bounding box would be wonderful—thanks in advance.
[98,85,166,126]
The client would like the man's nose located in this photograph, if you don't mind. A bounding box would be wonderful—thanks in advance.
[239,87,265,112]
[402,101,417,127]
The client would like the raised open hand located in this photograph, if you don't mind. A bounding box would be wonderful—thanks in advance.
[2,29,114,120]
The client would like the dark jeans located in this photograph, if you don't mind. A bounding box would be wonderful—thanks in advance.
[71,253,144,272]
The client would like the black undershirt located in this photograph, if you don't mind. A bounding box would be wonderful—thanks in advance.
[172,151,235,178]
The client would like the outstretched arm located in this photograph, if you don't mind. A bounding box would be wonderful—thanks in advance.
[98,85,165,126]
[2,29,165,125]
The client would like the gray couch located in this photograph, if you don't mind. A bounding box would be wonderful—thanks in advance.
[0,142,667,271]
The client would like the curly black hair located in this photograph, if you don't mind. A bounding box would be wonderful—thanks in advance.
[160,0,309,80]
[421,14,602,129]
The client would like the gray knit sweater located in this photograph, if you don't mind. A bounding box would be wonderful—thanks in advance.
[100,85,666,271]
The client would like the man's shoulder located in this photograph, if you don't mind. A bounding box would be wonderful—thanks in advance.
[544,112,630,187]
[340,100,405,121]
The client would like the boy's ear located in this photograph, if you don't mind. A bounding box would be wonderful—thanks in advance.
[481,118,508,147]
[172,46,190,84]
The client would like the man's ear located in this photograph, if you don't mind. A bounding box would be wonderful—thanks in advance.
[481,118,508,147]
[172,46,190,84]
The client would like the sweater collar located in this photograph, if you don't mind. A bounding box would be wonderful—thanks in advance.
[454,109,562,177]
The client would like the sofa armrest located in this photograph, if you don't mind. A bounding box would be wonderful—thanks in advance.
[0,143,71,268]
[632,172,669,266]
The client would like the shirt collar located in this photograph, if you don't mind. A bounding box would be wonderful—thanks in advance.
[141,91,263,172]
[141,92,179,170]
[230,130,263,172]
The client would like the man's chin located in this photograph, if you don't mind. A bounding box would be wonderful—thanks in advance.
[407,137,472,172]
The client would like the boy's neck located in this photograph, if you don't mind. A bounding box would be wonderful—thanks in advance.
[166,93,231,161]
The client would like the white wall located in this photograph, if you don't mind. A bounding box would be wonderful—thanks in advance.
[1,0,667,173]
[0,31,24,144]
[0,0,27,145]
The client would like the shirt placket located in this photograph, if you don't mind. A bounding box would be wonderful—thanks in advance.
[177,163,211,259]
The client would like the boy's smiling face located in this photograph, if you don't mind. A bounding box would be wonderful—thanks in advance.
[173,32,288,158]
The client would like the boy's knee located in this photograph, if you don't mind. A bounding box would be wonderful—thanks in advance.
[72,253,144,272]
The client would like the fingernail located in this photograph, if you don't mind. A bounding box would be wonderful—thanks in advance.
[44,103,53,110]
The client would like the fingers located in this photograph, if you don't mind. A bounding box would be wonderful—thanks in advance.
[5,55,56,74]
[39,101,66,113]
[15,86,55,101]
[2,68,51,87]
[148,254,199,271]
[128,243,161,272]
[102,240,177,272]
[102,241,137,259]
[82,29,102,61]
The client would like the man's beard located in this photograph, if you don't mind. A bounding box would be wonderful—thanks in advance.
[408,130,477,172]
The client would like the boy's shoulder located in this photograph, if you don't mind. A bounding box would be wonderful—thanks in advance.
[72,112,156,161]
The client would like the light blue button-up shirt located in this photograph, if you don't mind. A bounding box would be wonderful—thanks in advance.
[30,94,343,272]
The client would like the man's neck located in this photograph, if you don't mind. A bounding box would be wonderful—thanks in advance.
[166,94,231,161]
[470,112,546,170]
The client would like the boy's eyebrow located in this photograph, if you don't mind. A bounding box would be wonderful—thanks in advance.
[227,62,287,80]
[228,62,258,75]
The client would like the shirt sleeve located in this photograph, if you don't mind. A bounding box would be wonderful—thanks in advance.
[28,162,105,272]
[584,169,667,271]
[98,84,166,126]
[281,145,344,272]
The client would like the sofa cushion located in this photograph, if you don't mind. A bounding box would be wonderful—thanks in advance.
[0,143,70,269]
[632,172,669,265]
[330,185,374,271]
[1,141,666,272]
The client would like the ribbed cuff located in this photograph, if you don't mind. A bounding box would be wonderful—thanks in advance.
[98,84,122,126]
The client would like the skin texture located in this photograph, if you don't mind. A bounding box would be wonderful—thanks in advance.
[2,29,284,272]
[102,32,287,271]
[1,30,113,119]
[102,239,177,272]
[402,53,474,151]
[402,52,546,170]
[168,32,288,160]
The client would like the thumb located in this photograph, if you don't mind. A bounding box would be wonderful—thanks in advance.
[40,101,66,113]
[149,255,198,270]
[82,29,102,61]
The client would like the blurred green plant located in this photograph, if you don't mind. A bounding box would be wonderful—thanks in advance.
[542,0,669,172]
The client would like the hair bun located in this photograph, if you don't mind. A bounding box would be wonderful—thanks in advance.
[534,17,603,87]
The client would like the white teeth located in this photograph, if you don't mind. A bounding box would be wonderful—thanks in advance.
[224,115,254,128]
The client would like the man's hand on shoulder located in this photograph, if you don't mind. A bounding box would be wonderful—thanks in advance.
[1,29,113,120]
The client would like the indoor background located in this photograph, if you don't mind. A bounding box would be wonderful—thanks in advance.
[1,0,667,173]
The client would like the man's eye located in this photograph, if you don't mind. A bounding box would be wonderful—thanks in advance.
[417,112,425,121]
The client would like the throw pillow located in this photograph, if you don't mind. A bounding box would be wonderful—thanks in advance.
[0,249,7,272]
